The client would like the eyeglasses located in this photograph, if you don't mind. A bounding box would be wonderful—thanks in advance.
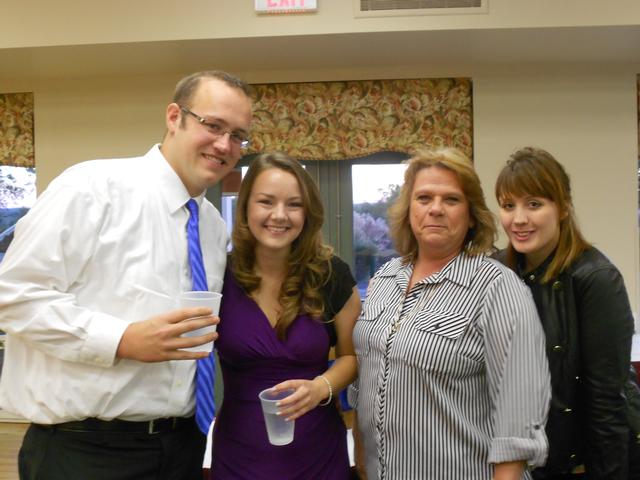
[179,106,250,148]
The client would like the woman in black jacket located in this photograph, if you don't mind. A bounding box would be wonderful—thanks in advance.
[494,146,638,479]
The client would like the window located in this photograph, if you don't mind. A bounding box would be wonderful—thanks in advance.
[0,166,35,262]
[352,162,406,296]
[219,167,246,251]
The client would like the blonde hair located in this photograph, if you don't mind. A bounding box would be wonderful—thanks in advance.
[495,146,590,283]
[388,148,496,263]
[231,152,333,340]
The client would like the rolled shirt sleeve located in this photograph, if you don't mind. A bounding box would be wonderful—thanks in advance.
[483,266,551,467]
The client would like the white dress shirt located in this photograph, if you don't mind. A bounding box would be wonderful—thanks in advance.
[0,145,227,424]
[350,253,550,480]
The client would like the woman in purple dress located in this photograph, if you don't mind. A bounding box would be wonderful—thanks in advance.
[210,152,361,479]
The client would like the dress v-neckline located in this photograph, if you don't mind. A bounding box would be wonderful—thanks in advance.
[248,293,281,331]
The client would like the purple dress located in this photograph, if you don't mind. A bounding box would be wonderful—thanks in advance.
[210,267,351,480]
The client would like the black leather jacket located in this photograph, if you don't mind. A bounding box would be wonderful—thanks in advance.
[495,247,634,479]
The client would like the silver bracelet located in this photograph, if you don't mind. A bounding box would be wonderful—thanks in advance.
[316,374,333,406]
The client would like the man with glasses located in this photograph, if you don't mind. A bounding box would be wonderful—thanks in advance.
[0,70,253,480]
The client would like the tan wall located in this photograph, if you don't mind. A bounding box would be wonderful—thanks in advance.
[473,67,639,316]
[34,76,172,187]
[2,0,640,49]
[1,64,638,314]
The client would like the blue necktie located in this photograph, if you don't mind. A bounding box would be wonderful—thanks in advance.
[185,199,216,435]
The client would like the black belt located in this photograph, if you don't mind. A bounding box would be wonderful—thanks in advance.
[37,416,194,435]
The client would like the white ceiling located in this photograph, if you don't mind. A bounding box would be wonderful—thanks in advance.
[1,25,639,81]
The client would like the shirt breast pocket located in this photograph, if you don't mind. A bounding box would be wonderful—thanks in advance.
[404,310,477,373]
[413,310,470,339]
[354,301,387,357]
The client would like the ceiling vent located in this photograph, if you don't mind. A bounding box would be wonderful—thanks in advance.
[355,0,487,17]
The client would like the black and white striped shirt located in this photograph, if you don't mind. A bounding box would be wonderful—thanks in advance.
[351,252,550,480]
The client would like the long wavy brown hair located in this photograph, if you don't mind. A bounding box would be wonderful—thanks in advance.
[231,152,333,340]
[495,146,590,283]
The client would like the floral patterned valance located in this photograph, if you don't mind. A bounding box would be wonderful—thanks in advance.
[247,78,472,160]
[0,92,34,168]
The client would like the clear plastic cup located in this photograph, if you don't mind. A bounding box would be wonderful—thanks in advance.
[258,388,296,446]
[177,291,222,352]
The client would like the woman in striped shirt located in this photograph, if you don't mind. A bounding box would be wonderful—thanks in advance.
[351,148,551,480]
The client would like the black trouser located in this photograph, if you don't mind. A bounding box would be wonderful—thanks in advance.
[18,418,206,480]
[629,431,640,480]
[532,475,584,480]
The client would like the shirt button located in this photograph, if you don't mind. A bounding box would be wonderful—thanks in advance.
[528,274,536,281]
[552,345,563,352]
[552,280,563,290]
[563,408,573,413]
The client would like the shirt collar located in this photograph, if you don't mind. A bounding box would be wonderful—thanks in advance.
[516,250,554,280]
[147,144,206,214]
[379,251,485,290]
[439,252,484,288]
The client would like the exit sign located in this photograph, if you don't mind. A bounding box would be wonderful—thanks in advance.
[255,0,317,14]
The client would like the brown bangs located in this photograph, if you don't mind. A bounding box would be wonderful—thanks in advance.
[496,157,554,204]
